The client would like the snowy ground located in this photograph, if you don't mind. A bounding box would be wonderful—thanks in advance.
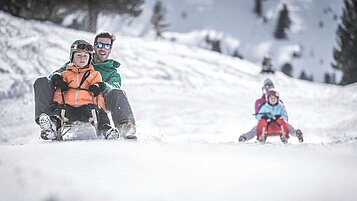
[1,12,357,201]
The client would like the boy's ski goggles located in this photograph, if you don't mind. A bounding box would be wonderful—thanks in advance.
[95,42,112,50]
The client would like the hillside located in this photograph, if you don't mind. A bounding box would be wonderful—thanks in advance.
[97,0,344,82]
[1,11,357,201]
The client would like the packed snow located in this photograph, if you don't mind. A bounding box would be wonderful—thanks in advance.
[1,11,357,201]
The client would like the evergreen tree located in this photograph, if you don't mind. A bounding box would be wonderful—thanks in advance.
[254,0,262,17]
[151,0,169,39]
[232,48,243,59]
[332,0,357,85]
[0,0,144,33]
[274,3,291,39]
[324,73,332,84]
[299,70,309,81]
[281,63,293,77]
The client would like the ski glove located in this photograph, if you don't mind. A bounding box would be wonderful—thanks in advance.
[263,115,275,123]
[51,74,69,91]
[89,83,102,97]
[98,82,106,92]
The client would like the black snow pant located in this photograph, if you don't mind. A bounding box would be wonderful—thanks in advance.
[104,89,136,127]
[49,103,111,131]
[33,77,135,128]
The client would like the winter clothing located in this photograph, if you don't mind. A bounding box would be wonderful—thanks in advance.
[263,78,274,89]
[52,63,106,110]
[49,59,135,126]
[50,59,121,94]
[38,113,57,140]
[255,99,289,138]
[35,52,135,137]
[256,102,288,122]
[51,74,69,91]
[255,94,266,114]
[104,89,136,126]
[34,77,55,119]
[89,84,102,97]
[69,40,94,63]
[39,61,113,139]
[254,92,286,117]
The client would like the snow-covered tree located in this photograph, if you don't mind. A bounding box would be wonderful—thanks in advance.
[0,0,144,33]
[274,4,291,39]
[281,63,293,77]
[333,0,357,85]
[254,0,262,17]
[299,70,309,81]
[151,0,169,39]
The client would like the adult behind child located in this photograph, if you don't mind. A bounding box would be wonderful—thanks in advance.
[238,78,303,142]
[256,89,289,143]
[34,32,136,139]
[37,40,119,140]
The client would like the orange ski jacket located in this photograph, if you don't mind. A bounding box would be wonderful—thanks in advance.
[53,64,106,111]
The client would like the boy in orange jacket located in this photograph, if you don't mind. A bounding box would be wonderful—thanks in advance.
[37,40,118,140]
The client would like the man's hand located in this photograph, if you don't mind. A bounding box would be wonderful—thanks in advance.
[98,82,106,92]
[89,84,101,97]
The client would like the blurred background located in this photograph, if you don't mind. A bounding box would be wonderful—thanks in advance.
[1,0,356,85]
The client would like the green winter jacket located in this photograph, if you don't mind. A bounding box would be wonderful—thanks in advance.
[50,59,121,93]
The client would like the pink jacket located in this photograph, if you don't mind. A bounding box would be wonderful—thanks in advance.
[255,94,266,114]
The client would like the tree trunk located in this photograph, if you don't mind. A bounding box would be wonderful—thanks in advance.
[87,0,98,33]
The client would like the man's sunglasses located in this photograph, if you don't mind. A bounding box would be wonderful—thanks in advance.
[72,43,94,52]
[95,42,112,50]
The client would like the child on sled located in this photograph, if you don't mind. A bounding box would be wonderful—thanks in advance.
[239,78,303,142]
[37,40,119,140]
[256,89,289,143]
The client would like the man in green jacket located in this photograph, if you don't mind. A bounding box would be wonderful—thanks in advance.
[34,32,136,139]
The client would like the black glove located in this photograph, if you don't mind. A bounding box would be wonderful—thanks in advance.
[51,74,69,91]
[89,84,101,97]
[98,82,106,92]
[262,115,269,120]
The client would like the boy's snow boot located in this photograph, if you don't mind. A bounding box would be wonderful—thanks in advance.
[38,113,57,140]
[104,128,120,139]
[238,135,246,142]
[296,129,304,142]
[117,122,137,140]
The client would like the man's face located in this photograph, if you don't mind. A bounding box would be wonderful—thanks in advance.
[94,37,112,63]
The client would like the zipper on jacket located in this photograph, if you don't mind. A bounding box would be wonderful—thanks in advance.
[75,71,80,107]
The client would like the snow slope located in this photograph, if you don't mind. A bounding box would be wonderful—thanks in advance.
[98,0,344,82]
[1,12,357,201]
